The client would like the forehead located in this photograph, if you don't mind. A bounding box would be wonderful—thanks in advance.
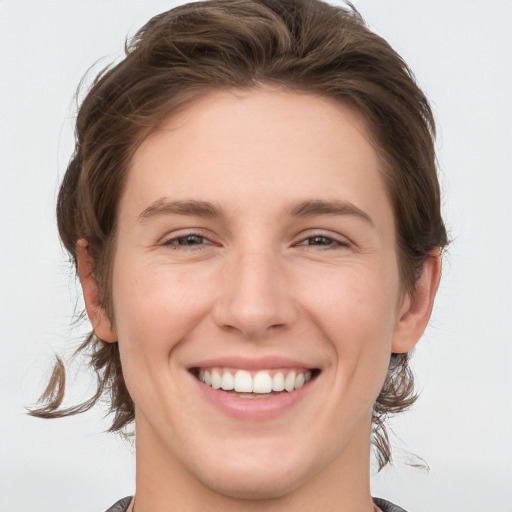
[121,88,392,231]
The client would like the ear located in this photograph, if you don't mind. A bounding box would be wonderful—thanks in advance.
[392,251,441,354]
[76,238,117,343]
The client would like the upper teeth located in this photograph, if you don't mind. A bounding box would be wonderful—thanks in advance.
[198,368,312,393]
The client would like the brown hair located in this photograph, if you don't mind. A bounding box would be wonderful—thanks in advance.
[31,0,448,469]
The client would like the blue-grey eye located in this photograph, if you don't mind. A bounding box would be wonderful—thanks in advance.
[304,236,335,246]
[176,235,206,246]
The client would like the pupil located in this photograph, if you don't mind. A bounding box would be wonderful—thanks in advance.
[180,235,202,245]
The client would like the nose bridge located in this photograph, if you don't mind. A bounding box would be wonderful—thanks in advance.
[214,244,295,338]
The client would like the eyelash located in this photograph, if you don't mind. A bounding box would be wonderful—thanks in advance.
[162,232,211,250]
[161,231,350,251]
[297,234,349,249]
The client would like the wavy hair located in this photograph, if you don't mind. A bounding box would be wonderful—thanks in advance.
[30,0,448,469]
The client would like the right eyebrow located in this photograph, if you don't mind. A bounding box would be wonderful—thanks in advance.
[138,198,224,222]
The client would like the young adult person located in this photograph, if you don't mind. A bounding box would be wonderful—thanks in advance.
[31,1,448,510]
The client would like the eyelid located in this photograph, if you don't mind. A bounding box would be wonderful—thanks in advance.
[158,228,352,250]
[295,230,352,248]
[160,228,217,248]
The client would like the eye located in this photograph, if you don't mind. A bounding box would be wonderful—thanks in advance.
[302,235,335,246]
[297,234,349,249]
[163,233,209,248]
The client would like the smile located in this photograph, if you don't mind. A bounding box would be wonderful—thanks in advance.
[196,367,314,395]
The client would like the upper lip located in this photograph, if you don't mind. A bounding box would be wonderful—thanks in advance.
[187,355,319,371]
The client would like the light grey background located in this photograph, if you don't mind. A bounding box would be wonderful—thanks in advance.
[1,1,511,511]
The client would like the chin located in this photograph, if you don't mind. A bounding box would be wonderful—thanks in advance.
[196,463,306,501]
[185,438,323,501]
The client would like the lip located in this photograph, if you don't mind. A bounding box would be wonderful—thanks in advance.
[187,355,318,372]
[187,356,320,421]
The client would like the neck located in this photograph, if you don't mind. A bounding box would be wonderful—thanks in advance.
[132,414,376,512]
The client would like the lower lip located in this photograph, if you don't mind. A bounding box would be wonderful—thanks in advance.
[191,373,317,421]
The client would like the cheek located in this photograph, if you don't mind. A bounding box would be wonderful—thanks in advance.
[111,261,211,381]
[301,261,400,335]
[110,266,216,428]
[298,262,400,387]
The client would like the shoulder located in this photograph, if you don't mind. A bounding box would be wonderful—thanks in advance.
[374,497,409,512]
[104,497,132,512]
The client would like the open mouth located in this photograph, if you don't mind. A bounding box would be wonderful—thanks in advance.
[190,367,320,398]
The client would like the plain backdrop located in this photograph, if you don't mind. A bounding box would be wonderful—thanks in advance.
[1,1,511,511]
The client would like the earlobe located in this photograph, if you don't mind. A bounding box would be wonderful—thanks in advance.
[76,239,117,343]
[392,251,442,354]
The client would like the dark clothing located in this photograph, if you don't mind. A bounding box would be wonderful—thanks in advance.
[105,496,408,511]
[105,497,132,512]
[374,497,408,512]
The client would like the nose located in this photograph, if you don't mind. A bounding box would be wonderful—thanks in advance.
[212,248,297,340]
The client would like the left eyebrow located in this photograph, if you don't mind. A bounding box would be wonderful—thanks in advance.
[288,199,374,226]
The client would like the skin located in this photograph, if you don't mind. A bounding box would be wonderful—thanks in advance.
[77,88,440,511]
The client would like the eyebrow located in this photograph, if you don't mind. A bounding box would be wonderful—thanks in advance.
[138,198,224,222]
[289,199,374,226]
[138,197,374,226]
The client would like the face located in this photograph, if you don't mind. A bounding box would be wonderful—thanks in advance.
[100,89,419,499]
